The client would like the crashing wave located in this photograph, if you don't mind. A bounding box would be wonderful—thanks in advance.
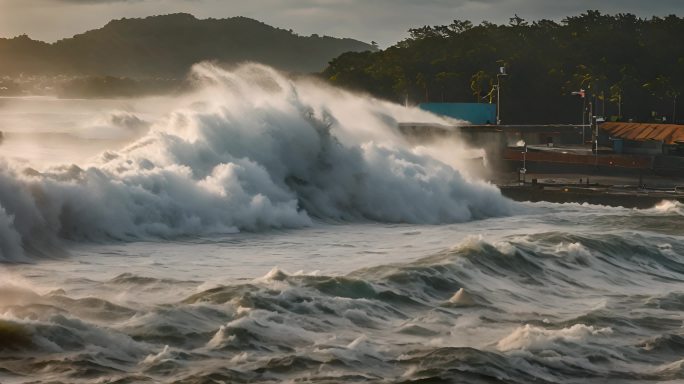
[0,63,510,261]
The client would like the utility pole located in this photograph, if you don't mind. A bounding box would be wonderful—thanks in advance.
[573,89,587,142]
[618,93,622,120]
[674,94,678,124]
[601,91,606,119]
[496,66,507,125]
[582,97,586,141]
[593,114,598,167]
[520,142,527,184]
[588,100,599,168]
[590,100,595,146]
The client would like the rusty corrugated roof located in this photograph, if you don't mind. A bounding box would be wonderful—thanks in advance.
[600,122,684,144]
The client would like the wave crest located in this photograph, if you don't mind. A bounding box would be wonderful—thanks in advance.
[0,63,510,260]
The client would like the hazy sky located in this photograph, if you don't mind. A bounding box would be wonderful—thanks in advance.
[1,0,682,47]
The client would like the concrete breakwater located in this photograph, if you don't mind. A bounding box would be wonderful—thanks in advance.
[500,182,684,208]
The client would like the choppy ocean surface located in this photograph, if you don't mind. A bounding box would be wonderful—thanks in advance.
[0,64,683,383]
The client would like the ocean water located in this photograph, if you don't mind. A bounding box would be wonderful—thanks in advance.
[0,64,683,383]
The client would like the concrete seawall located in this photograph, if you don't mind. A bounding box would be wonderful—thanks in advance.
[500,184,684,209]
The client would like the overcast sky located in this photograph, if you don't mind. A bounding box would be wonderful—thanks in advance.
[1,0,682,47]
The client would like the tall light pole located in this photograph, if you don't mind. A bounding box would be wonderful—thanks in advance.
[496,66,507,125]
[588,96,595,145]
[519,141,527,184]
[618,93,622,120]
[593,115,598,167]
[582,97,586,142]
[572,89,586,142]
[674,94,678,124]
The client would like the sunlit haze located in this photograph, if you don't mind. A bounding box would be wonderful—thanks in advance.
[0,0,681,46]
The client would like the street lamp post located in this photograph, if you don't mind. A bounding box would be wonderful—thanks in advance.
[618,93,622,120]
[496,67,507,125]
[582,97,586,141]
[674,94,678,124]
[593,112,598,166]
[589,100,594,145]
[519,142,527,184]
[572,89,586,142]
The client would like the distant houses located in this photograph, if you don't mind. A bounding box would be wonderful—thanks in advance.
[400,104,684,177]
[599,122,684,156]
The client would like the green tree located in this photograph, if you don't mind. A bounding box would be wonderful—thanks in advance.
[324,11,684,123]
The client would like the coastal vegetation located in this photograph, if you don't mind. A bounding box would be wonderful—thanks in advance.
[323,11,684,124]
[2,9,682,120]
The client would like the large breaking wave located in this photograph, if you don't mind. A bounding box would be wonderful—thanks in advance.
[0,64,510,261]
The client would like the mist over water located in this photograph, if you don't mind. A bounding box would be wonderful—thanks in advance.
[0,64,683,384]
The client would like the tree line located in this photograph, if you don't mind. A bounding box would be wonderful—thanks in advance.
[323,11,684,124]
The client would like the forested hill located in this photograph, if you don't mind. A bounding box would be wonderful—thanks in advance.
[323,11,684,124]
[0,13,375,77]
